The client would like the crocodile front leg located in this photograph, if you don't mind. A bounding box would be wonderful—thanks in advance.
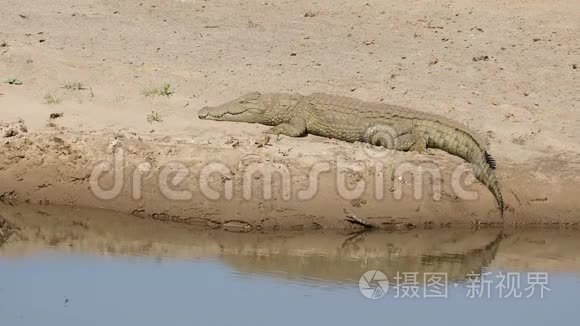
[265,117,307,137]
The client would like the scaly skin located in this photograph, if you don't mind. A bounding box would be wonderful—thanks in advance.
[198,92,504,216]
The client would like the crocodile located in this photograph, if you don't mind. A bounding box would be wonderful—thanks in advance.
[198,92,504,216]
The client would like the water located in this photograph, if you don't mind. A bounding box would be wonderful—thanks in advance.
[1,205,579,325]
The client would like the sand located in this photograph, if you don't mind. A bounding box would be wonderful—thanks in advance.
[1,0,579,229]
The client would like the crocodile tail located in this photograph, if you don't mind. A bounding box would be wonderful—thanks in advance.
[473,153,505,218]
[427,123,504,217]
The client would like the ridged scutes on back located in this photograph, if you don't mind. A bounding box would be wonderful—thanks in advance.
[307,92,490,151]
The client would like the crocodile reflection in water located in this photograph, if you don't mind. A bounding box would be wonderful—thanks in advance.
[220,230,504,284]
[2,204,580,285]
[0,215,17,248]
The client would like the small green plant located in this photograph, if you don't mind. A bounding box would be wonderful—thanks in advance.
[62,81,87,91]
[247,19,259,28]
[44,94,62,104]
[142,83,173,97]
[159,83,173,97]
[142,87,159,97]
[146,111,162,123]
[4,78,22,85]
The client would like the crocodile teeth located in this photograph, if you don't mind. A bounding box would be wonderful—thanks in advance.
[198,107,246,119]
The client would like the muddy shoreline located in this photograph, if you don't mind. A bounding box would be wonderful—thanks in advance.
[1,127,579,230]
[2,204,580,284]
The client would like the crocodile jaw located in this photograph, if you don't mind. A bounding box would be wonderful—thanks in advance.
[198,106,229,120]
[198,105,265,123]
[198,92,267,123]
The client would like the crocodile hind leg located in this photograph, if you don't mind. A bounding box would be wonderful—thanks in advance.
[392,134,416,151]
[265,117,307,137]
[367,126,429,153]
[383,133,429,151]
[409,129,429,153]
[364,123,413,149]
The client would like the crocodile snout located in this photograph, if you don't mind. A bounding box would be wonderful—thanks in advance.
[198,107,209,119]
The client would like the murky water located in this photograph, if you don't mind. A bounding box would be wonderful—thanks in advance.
[1,205,579,325]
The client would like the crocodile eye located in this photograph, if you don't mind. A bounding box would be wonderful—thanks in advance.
[247,108,263,114]
[240,98,257,105]
[239,92,261,103]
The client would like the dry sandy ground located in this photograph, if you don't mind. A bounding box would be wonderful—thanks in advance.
[0,0,579,229]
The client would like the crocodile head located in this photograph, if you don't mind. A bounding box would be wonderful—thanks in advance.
[198,92,269,124]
